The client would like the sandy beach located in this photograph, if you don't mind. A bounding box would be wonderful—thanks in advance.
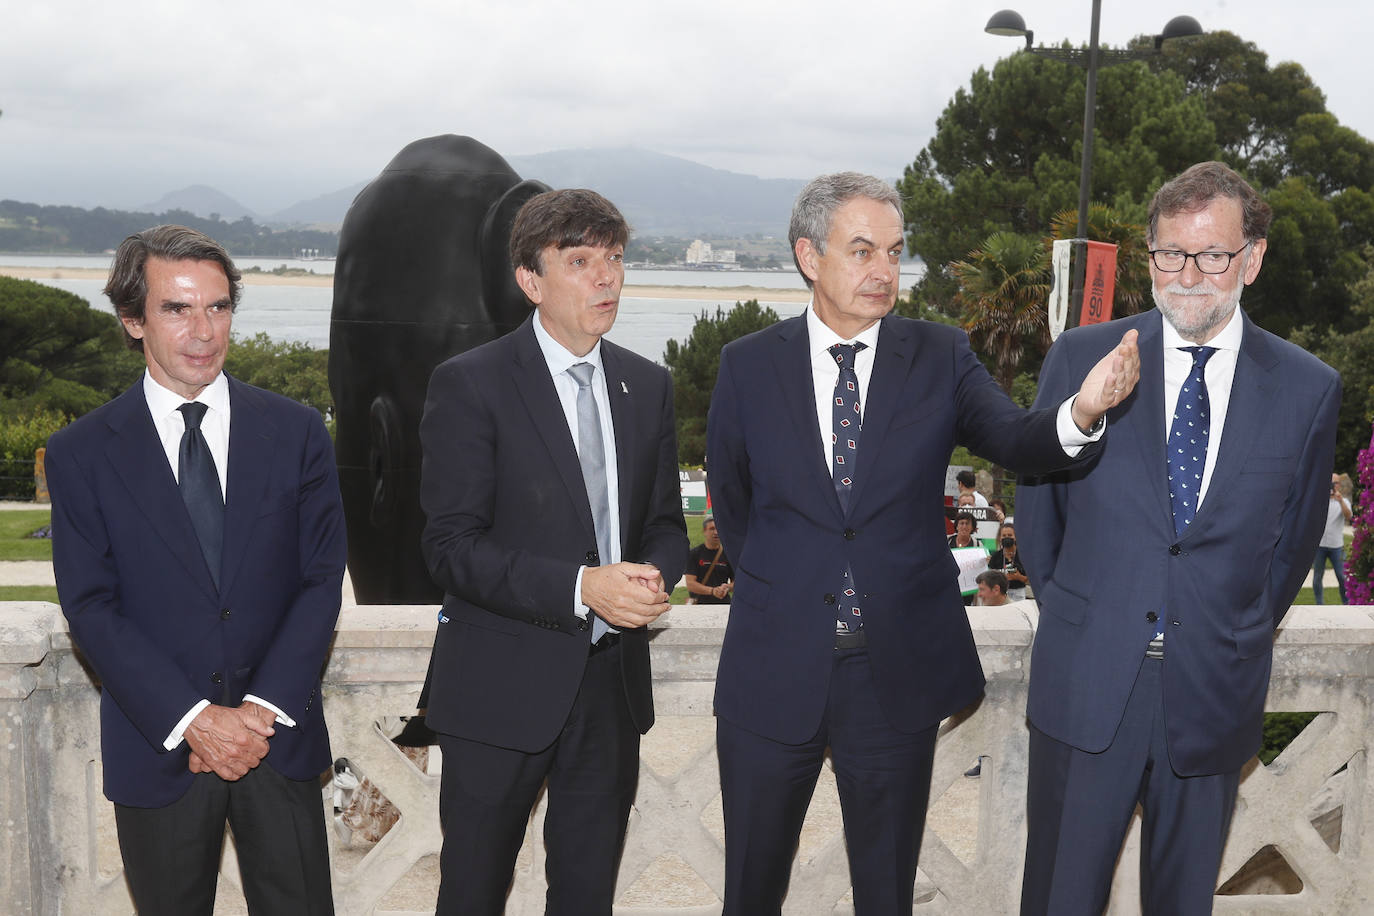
[0,266,811,303]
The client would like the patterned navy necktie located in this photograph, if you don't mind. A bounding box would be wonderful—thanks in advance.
[1167,346,1217,538]
[829,342,866,635]
[178,402,224,588]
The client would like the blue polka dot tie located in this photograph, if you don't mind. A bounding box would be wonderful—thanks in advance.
[1168,346,1217,538]
[829,342,866,634]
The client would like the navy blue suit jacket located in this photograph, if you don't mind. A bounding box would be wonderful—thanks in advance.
[1019,308,1340,776]
[419,316,688,753]
[47,376,347,807]
[707,312,1091,744]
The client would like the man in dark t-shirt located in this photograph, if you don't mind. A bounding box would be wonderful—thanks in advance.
[685,517,734,604]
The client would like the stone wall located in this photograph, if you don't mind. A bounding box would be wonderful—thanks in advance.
[1,601,1370,915]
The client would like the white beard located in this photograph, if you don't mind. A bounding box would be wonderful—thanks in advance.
[1153,267,1246,343]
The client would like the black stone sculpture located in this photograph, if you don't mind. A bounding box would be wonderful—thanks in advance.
[330,135,548,603]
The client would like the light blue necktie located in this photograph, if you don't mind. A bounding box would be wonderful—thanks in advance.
[569,362,612,643]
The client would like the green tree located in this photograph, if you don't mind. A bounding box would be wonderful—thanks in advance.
[0,276,143,417]
[663,300,780,465]
[224,332,333,423]
[899,48,1213,316]
[951,232,1049,392]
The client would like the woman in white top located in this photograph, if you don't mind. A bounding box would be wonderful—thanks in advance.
[1313,473,1352,604]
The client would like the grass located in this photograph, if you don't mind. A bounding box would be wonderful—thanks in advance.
[0,585,57,602]
[0,509,52,561]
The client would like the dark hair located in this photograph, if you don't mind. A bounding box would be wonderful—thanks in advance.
[998,521,1016,538]
[508,188,630,276]
[1147,161,1273,245]
[789,172,902,288]
[956,470,977,489]
[105,225,241,352]
[956,511,977,527]
[976,570,1009,594]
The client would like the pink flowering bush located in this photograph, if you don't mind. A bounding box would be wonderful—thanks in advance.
[1346,426,1374,605]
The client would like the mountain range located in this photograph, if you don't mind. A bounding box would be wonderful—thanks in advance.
[140,148,810,239]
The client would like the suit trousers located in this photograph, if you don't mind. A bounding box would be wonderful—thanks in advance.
[1021,656,1241,916]
[436,641,640,916]
[717,647,938,916]
[114,761,333,916]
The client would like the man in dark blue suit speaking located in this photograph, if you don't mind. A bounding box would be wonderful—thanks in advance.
[47,225,346,915]
[705,172,1141,914]
[1018,161,1341,915]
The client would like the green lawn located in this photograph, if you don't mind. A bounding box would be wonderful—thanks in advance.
[0,509,52,561]
[0,585,58,602]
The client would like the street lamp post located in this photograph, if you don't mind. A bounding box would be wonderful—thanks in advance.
[985,4,1202,320]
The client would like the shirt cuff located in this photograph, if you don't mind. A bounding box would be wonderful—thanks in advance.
[244,694,296,728]
[1057,395,1105,458]
[164,699,210,750]
[574,565,590,621]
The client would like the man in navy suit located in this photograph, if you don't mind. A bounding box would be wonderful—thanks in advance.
[1018,161,1341,915]
[705,172,1140,914]
[47,225,346,915]
[419,189,687,914]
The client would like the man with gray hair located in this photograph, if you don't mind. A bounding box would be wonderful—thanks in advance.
[1018,160,1341,914]
[706,172,1141,913]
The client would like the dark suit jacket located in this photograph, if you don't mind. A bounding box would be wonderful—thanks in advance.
[1019,308,1340,776]
[706,312,1090,744]
[46,376,347,808]
[419,316,687,753]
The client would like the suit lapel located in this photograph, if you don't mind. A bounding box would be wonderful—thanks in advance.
[1189,310,1277,537]
[601,342,637,551]
[219,378,275,595]
[510,318,599,544]
[846,315,915,514]
[772,316,841,516]
[1127,311,1173,533]
[104,384,219,600]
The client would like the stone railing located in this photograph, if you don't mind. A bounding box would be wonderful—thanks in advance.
[1,601,1371,915]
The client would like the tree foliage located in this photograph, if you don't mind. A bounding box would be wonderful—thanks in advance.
[951,232,1049,392]
[223,332,333,424]
[663,299,780,465]
[0,276,144,417]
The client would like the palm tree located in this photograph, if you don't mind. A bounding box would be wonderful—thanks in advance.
[951,231,1051,392]
[1048,204,1152,318]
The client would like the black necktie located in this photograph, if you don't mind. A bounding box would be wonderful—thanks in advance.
[178,402,224,587]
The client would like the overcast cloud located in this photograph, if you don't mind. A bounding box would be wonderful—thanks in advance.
[2,1,1368,214]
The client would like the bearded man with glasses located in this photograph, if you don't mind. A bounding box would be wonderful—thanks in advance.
[1018,161,1342,915]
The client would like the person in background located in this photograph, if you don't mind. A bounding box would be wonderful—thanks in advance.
[685,516,734,604]
[948,511,980,549]
[987,522,1029,601]
[975,570,1010,607]
[1312,472,1351,604]
[990,497,1012,524]
[957,469,989,507]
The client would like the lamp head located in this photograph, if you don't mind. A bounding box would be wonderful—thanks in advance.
[985,9,1033,48]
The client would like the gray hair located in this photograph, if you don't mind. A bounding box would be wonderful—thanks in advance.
[1147,161,1273,245]
[789,172,903,287]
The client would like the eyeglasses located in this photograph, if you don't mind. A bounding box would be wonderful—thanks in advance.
[1148,244,1250,274]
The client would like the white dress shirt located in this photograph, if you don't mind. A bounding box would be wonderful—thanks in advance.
[531,315,622,624]
[141,371,293,749]
[1160,307,1243,514]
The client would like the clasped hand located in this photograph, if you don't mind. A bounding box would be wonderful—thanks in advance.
[185,701,277,780]
[581,561,670,628]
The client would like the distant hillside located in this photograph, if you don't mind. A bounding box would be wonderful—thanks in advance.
[268,182,367,227]
[506,148,803,238]
[139,184,258,222]
[272,147,804,238]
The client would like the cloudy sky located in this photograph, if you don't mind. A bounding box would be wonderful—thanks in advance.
[2,1,1367,215]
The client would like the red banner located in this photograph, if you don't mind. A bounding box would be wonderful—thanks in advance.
[1080,241,1117,326]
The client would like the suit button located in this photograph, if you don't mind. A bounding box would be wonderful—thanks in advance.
[824,594,837,605]
[1169,544,1182,556]
[586,550,599,563]
[220,608,231,620]
[576,617,590,631]
[1146,612,1159,623]
[210,672,223,685]
[843,528,856,540]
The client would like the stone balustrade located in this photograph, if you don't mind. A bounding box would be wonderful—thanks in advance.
[2,600,1371,915]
